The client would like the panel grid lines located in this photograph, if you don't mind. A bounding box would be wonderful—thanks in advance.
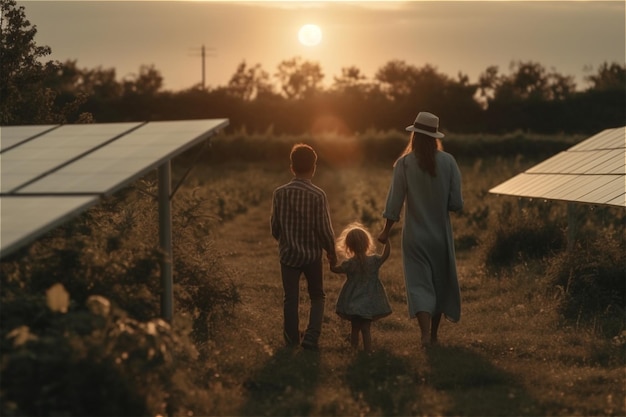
[489,126,625,208]
[0,118,229,258]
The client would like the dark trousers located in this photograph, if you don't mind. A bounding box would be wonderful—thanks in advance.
[281,260,326,346]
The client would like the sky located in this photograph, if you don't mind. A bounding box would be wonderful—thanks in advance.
[18,1,626,92]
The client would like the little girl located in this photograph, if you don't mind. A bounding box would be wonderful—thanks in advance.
[331,223,392,352]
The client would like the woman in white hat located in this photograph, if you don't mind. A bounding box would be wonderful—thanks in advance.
[377,111,463,348]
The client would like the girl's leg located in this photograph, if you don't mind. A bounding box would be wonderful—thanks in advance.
[416,311,432,347]
[361,320,372,352]
[350,319,361,349]
[431,313,442,344]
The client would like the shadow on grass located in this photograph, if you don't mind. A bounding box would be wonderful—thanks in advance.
[238,347,321,416]
[345,346,542,416]
[426,345,541,416]
[345,349,424,416]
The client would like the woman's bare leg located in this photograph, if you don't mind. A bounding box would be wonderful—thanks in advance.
[431,313,442,344]
[416,311,432,347]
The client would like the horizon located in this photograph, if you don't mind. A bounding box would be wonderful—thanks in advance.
[19,1,626,92]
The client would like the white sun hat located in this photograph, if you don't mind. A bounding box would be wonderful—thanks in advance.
[405,111,445,138]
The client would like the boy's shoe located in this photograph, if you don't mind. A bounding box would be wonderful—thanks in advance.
[301,338,319,351]
[284,330,301,348]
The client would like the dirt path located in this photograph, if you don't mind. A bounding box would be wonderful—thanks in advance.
[213,171,410,355]
[207,174,495,416]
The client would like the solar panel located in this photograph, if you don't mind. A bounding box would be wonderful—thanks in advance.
[489,126,626,207]
[0,122,144,193]
[0,125,59,152]
[0,195,99,256]
[0,119,229,258]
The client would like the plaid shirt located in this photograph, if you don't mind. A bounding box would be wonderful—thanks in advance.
[271,178,336,267]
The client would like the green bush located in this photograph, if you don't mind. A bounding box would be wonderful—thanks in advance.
[206,130,582,167]
[482,201,566,269]
[1,291,202,416]
[0,183,242,415]
[548,234,625,335]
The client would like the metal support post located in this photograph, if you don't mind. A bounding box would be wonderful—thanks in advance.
[158,161,173,322]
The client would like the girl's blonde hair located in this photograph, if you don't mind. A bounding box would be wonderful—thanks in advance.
[336,223,376,266]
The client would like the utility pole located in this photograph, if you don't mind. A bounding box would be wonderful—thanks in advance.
[189,44,216,90]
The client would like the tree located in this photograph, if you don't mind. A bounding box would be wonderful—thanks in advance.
[226,61,273,101]
[374,60,416,100]
[0,0,58,124]
[374,61,451,105]
[585,62,626,92]
[477,65,500,109]
[332,66,369,93]
[124,64,163,96]
[274,56,324,99]
[546,72,576,101]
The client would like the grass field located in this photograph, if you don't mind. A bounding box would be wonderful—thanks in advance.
[197,162,624,416]
[1,133,624,416]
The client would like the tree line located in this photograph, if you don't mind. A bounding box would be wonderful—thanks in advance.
[2,0,624,134]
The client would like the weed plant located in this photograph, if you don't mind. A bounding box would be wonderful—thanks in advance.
[548,232,625,338]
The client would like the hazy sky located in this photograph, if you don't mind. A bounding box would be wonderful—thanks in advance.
[19,1,626,92]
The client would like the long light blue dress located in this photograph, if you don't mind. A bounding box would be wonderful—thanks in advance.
[382,151,463,322]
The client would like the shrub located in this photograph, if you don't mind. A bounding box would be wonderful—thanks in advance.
[548,233,625,336]
[0,182,242,414]
[482,201,566,269]
[1,290,203,416]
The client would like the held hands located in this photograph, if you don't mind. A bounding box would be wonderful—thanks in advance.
[377,230,389,244]
[327,252,337,268]
[327,252,342,274]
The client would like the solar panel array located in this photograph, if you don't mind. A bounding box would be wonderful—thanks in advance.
[489,127,626,207]
[0,119,229,257]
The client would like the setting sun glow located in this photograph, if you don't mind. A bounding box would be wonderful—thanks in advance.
[298,24,322,46]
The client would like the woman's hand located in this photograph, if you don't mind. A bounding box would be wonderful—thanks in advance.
[378,218,395,244]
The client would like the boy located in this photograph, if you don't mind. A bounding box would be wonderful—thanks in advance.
[271,143,337,350]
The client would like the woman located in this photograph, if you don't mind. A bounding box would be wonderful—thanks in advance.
[377,111,463,348]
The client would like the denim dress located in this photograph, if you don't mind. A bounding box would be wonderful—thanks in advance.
[335,255,392,321]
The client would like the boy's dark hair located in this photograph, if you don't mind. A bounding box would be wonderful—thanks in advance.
[290,143,317,174]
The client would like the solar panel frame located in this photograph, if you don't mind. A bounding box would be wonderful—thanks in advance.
[570,127,624,151]
[607,193,626,206]
[0,119,229,259]
[489,126,626,208]
[575,175,624,204]
[1,122,145,194]
[0,195,99,256]
[0,125,59,152]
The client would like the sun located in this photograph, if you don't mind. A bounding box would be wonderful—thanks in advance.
[298,24,322,46]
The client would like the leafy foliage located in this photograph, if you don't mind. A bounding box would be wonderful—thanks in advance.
[1,292,201,416]
[482,201,567,269]
[0,172,254,415]
[4,1,625,132]
[548,233,626,334]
